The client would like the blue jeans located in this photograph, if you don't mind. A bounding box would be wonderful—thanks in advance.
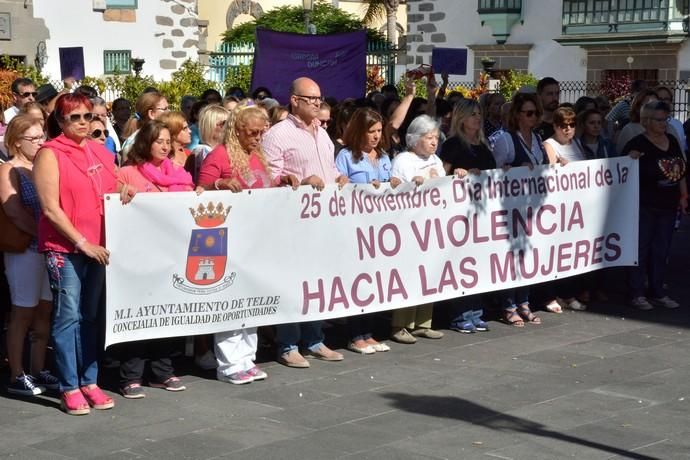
[275,321,323,355]
[46,252,105,391]
[450,295,485,328]
[499,287,530,311]
[629,207,676,299]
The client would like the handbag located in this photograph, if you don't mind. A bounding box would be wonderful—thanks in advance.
[0,168,32,253]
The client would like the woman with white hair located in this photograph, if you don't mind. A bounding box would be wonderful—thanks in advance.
[388,115,445,344]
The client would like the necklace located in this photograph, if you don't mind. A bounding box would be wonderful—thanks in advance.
[84,144,105,214]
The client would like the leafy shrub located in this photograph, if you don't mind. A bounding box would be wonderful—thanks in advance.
[223,0,385,44]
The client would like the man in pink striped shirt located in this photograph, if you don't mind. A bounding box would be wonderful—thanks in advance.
[263,77,348,368]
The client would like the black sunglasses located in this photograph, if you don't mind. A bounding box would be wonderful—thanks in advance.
[90,128,109,138]
[520,110,538,117]
[15,91,38,98]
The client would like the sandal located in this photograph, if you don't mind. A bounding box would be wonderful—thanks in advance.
[517,304,541,325]
[544,300,563,314]
[80,385,114,410]
[61,389,91,415]
[503,307,524,327]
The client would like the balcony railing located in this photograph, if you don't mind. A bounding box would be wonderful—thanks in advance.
[477,0,522,14]
[562,0,684,28]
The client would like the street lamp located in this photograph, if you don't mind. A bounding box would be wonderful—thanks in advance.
[302,0,316,34]
[130,57,145,77]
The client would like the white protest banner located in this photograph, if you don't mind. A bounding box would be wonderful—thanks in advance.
[104,157,639,347]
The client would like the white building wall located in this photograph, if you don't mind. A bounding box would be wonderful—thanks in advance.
[33,0,199,81]
[408,0,586,82]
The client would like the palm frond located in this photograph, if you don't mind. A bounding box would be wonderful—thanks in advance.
[361,0,387,25]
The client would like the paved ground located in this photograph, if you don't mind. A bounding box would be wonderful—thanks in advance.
[1,227,690,460]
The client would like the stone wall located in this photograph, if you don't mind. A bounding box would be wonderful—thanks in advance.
[0,1,49,68]
[155,0,201,70]
[406,0,446,65]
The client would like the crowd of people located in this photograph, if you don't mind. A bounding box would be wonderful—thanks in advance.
[0,72,687,415]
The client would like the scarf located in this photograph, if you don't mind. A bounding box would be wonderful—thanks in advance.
[138,158,194,191]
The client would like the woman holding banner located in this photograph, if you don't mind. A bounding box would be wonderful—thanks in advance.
[490,92,547,327]
[198,106,298,384]
[335,107,394,353]
[542,107,589,313]
[116,119,194,398]
[623,101,687,311]
[33,93,123,415]
[439,99,493,333]
[389,115,445,344]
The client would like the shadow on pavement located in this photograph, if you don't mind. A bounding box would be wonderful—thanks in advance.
[379,392,661,460]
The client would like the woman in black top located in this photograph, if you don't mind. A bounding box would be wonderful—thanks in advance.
[623,101,687,310]
[439,99,494,333]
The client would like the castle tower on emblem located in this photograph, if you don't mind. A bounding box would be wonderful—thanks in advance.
[184,202,230,286]
[194,258,216,281]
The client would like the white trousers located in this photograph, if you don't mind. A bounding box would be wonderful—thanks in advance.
[214,328,258,376]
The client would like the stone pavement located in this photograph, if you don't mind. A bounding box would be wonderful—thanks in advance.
[2,232,690,459]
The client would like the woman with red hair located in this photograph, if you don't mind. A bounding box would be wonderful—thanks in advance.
[34,93,132,415]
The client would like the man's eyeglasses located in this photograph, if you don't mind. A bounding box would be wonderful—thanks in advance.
[66,112,94,123]
[20,135,46,144]
[90,129,109,139]
[294,94,324,105]
[15,92,38,99]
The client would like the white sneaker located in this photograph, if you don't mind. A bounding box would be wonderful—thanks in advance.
[194,350,218,370]
[650,296,680,309]
[631,297,654,311]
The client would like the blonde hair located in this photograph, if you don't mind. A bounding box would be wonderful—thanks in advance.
[449,99,488,148]
[198,104,229,147]
[222,106,272,182]
[123,92,166,138]
[4,115,43,158]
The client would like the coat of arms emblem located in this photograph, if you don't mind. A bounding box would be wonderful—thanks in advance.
[172,202,236,294]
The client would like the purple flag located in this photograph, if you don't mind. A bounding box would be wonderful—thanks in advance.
[251,29,367,104]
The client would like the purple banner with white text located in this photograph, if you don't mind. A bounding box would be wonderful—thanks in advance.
[251,29,367,104]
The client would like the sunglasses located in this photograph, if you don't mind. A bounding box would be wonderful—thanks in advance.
[66,112,94,123]
[520,110,538,117]
[90,129,109,138]
[558,123,576,129]
[15,91,38,98]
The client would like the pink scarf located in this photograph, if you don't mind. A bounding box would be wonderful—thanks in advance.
[138,158,194,191]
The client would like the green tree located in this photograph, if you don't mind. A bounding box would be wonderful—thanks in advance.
[223,0,385,44]
[498,70,539,100]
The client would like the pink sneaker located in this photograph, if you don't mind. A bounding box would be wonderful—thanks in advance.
[219,371,253,385]
[246,366,267,381]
